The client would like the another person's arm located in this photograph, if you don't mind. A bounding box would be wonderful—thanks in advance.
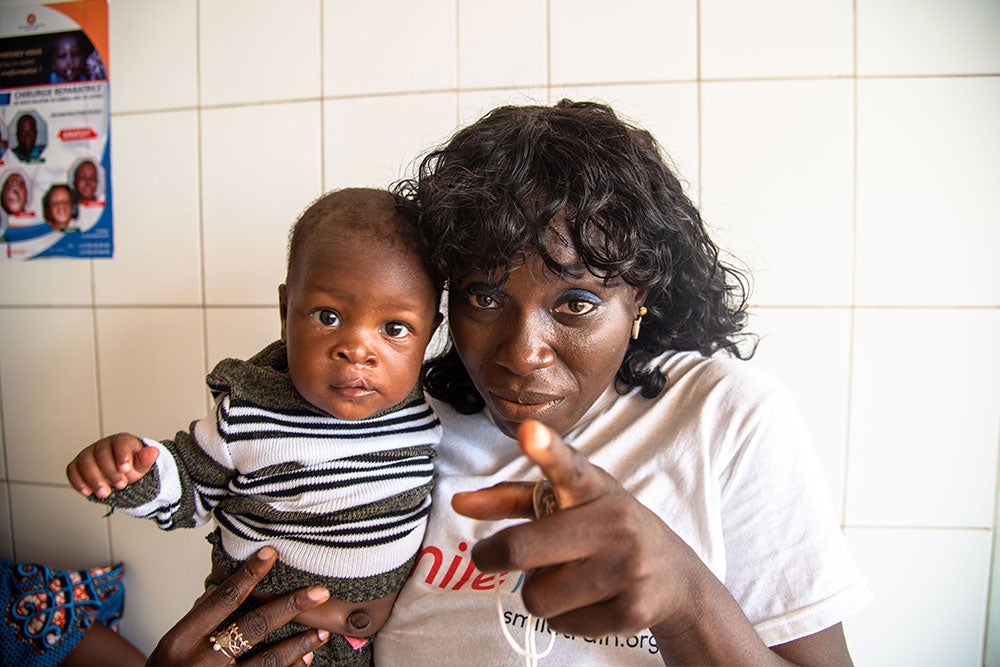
[147,546,331,666]
[452,420,854,666]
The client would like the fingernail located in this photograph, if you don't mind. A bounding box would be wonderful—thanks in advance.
[307,587,330,602]
[120,461,131,473]
[317,629,330,641]
[114,479,127,489]
[304,653,314,665]
[257,546,277,560]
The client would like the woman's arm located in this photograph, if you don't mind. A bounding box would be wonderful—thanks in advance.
[453,420,854,666]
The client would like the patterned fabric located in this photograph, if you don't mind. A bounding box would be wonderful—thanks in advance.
[1,558,125,667]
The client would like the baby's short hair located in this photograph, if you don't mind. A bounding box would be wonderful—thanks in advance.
[285,187,442,293]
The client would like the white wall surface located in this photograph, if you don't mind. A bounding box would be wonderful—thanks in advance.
[0,0,997,663]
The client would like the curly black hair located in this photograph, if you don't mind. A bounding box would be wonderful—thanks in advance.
[395,100,753,413]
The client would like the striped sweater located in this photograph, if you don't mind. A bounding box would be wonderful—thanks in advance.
[98,341,440,603]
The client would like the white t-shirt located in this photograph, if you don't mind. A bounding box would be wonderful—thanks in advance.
[376,351,872,665]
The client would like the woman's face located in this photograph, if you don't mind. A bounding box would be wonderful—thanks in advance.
[449,242,647,438]
[2,174,27,213]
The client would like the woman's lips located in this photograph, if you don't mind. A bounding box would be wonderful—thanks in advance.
[488,390,564,423]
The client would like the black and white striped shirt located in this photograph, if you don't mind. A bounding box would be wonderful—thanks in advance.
[101,342,440,602]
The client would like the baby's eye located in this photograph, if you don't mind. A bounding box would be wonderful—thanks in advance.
[383,322,413,339]
[310,309,340,327]
[554,300,596,316]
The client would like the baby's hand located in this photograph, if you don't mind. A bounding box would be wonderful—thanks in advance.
[66,433,159,499]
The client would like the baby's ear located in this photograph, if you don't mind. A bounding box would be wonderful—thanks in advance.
[278,284,288,341]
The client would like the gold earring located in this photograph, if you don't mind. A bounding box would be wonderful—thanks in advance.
[631,306,648,340]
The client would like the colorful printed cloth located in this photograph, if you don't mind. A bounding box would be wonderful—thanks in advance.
[1,557,125,667]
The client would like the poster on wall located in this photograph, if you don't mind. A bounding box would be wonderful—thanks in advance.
[0,0,111,260]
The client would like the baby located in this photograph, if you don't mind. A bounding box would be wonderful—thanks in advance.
[1,172,29,216]
[51,33,85,82]
[66,188,443,665]
[72,160,100,203]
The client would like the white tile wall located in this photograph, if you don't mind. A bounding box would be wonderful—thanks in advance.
[458,0,547,89]
[323,0,457,95]
[10,484,111,569]
[0,309,101,485]
[845,527,993,666]
[108,0,198,113]
[747,308,853,517]
[0,257,93,305]
[109,516,213,656]
[701,79,855,306]
[857,0,1000,76]
[200,101,323,304]
[549,0,697,84]
[204,307,280,368]
[96,111,202,305]
[0,482,12,558]
[323,92,457,189]
[95,308,209,437]
[855,76,1000,307]
[846,308,1000,528]
[200,0,322,106]
[701,0,854,78]
[0,1,996,661]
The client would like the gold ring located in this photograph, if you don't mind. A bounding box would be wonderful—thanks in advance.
[210,621,253,660]
[533,479,557,518]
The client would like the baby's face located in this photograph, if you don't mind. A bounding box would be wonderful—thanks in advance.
[280,227,440,420]
[54,36,84,80]
[46,187,73,228]
[74,162,99,200]
[16,116,36,149]
[2,175,27,213]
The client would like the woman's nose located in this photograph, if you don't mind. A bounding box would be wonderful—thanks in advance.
[493,311,555,375]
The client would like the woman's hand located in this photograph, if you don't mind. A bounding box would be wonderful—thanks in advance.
[451,420,785,665]
[146,546,331,666]
[451,420,697,637]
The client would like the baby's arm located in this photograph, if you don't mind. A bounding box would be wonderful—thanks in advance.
[66,433,160,499]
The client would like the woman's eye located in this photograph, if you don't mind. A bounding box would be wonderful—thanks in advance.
[383,321,413,338]
[467,293,500,310]
[554,300,597,316]
[310,309,340,327]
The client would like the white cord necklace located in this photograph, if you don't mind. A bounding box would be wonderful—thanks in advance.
[494,480,559,666]
[495,586,556,666]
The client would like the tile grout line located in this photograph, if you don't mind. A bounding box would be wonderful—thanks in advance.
[695,0,702,209]
[319,0,327,190]
[102,71,1000,119]
[841,0,860,528]
[194,0,210,407]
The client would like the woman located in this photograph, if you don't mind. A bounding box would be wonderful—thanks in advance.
[150,100,870,665]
